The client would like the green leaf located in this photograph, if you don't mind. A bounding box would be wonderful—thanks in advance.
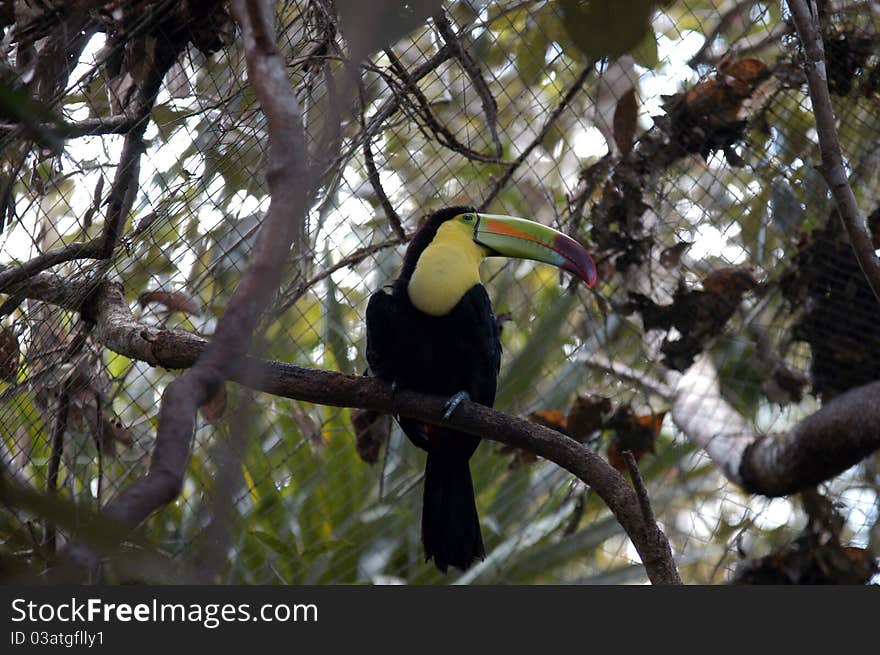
[251,530,296,557]
[631,30,659,69]
[505,515,621,581]
[336,0,443,59]
[452,500,576,584]
[495,290,578,410]
[559,0,656,60]
[323,244,352,374]
[516,28,550,86]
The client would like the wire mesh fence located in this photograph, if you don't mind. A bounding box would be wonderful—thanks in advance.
[1,0,878,584]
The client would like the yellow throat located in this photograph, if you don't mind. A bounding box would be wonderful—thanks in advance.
[407,220,487,316]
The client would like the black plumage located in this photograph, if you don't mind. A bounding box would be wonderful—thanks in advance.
[366,206,501,572]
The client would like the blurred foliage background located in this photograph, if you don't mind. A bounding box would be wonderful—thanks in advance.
[1,0,879,584]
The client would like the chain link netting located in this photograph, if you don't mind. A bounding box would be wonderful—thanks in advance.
[1,0,878,584]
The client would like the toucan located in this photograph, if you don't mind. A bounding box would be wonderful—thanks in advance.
[365,206,597,572]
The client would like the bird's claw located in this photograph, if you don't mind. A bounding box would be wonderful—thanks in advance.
[442,390,471,421]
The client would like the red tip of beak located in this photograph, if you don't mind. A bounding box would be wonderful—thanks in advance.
[554,234,598,287]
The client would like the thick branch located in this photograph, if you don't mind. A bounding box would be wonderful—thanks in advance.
[739,381,880,495]
[671,354,880,496]
[0,241,101,294]
[0,115,140,141]
[57,1,313,574]
[64,280,681,584]
[788,0,880,303]
[670,355,754,484]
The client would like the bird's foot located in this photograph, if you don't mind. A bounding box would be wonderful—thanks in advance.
[442,390,471,421]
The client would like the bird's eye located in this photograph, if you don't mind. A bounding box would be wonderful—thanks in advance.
[461,214,474,222]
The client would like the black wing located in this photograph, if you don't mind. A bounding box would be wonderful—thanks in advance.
[365,288,397,383]
[453,284,502,406]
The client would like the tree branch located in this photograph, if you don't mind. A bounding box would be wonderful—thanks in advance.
[64,0,311,569]
[0,115,140,140]
[480,63,594,210]
[433,9,502,158]
[671,354,880,496]
[0,241,101,294]
[383,47,506,164]
[359,81,406,239]
[688,0,760,68]
[788,0,880,303]
[55,279,679,584]
[0,23,181,291]
[622,450,659,543]
[273,233,408,319]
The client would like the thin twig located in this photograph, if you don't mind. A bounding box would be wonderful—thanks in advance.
[330,45,453,173]
[383,47,506,164]
[44,384,72,556]
[787,0,880,303]
[63,0,313,573]
[623,450,657,531]
[480,62,594,210]
[688,0,760,68]
[358,81,405,239]
[581,353,673,400]
[42,324,90,555]
[274,233,408,318]
[433,9,502,157]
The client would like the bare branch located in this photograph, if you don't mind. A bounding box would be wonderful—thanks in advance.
[671,354,880,497]
[433,9,502,157]
[61,0,313,573]
[359,81,406,239]
[480,63,594,210]
[332,45,453,173]
[580,353,673,400]
[739,381,880,496]
[274,233,408,319]
[44,383,71,556]
[621,449,675,579]
[383,47,506,164]
[788,0,880,303]
[688,0,760,68]
[0,115,140,140]
[670,354,754,484]
[0,241,101,294]
[0,18,183,288]
[53,280,680,584]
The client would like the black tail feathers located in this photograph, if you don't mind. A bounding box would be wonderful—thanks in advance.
[422,451,485,573]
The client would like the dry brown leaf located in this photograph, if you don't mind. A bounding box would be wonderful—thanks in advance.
[351,408,390,465]
[566,394,612,442]
[702,266,757,302]
[612,87,638,156]
[605,405,664,472]
[138,290,201,315]
[659,241,693,269]
[527,409,569,434]
[199,383,227,423]
[0,326,19,381]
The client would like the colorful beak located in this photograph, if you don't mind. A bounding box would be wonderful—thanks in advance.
[472,214,597,287]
